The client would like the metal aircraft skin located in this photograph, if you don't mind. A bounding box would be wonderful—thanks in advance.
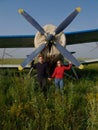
[0,7,98,70]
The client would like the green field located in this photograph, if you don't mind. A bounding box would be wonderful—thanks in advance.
[0,58,24,64]
[0,62,98,130]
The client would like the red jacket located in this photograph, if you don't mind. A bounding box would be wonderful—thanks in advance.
[52,64,72,79]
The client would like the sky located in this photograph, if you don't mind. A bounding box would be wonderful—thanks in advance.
[0,0,98,59]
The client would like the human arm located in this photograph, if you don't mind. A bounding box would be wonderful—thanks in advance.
[64,61,72,70]
[51,68,57,78]
[30,60,36,69]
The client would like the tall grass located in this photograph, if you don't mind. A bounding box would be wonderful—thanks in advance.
[0,63,98,130]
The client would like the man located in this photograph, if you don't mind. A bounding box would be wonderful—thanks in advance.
[31,54,50,93]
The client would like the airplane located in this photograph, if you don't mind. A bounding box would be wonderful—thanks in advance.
[0,7,98,71]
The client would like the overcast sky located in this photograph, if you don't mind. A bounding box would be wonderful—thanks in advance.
[0,0,98,59]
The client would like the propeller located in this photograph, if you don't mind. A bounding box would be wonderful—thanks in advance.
[54,42,83,69]
[18,9,46,35]
[18,7,83,70]
[55,7,81,35]
[18,43,46,71]
[45,7,81,42]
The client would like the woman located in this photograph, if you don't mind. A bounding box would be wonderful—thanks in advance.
[51,60,72,89]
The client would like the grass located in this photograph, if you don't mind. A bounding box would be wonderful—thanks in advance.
[0,58,24,64]
[0,62,98,130]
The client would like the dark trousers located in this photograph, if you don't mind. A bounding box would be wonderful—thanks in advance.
[38,78,48,93]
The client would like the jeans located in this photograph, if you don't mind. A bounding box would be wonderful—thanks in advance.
[54,78,64,89]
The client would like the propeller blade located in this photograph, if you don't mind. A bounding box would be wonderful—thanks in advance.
[55,7,81,35]
[54,42,83,69]
[18,43,46,71]
[18,9,46,35]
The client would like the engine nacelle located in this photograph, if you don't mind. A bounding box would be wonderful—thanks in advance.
[34,24,66,62]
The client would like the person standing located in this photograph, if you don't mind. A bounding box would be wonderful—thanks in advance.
[51,60,72,89]
[31,54,50,93]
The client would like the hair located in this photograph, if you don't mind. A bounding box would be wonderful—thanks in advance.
[38,54,44,58]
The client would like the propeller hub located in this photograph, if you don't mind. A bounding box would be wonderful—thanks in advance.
[34,24,66,62]
[34,24,66,48]
[46,34,53,41]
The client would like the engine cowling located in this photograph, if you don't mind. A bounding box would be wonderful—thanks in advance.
[34,24,66,63]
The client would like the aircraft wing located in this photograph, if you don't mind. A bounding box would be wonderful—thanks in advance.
[0,64,30,68]
[66,29,98,45]
[0,29,98,48]
[79,58,98,65]
[0,35,35,48]
[64,58,98,65]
